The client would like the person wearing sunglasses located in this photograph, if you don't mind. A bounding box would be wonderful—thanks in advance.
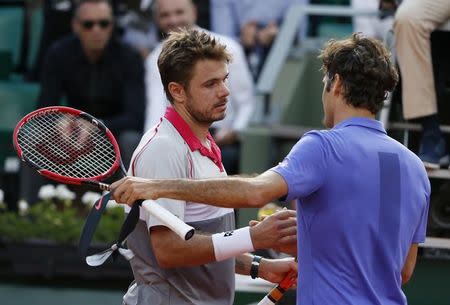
[20,0,146,205]
[36,0,145,161]
[79,18,112,30]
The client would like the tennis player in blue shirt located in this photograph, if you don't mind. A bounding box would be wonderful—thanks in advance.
[111,33,430,305]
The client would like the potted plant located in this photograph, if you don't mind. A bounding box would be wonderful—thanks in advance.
[0,185,131,279]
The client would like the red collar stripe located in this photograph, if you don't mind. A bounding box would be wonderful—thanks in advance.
[164,107,224,172]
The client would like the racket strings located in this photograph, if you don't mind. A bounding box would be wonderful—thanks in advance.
[22,114,114,177]
[18,112,117,178]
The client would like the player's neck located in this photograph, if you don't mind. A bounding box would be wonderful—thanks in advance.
[174,106,210,143]
[333,102,375,126]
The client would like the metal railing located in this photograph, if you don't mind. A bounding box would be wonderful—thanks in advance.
[257,4,380,96]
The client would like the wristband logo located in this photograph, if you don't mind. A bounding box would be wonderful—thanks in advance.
[223,231,234,237]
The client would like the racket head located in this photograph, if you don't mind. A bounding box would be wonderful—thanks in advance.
[13,106,122,185]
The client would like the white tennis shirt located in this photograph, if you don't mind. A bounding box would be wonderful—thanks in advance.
[126,106,233,227]
[123,107,236,305]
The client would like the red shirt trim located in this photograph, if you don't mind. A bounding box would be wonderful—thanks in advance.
[164,107,224,172]
[131,118,163,176]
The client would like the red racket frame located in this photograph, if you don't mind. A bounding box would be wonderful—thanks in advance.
[13,106,122,185]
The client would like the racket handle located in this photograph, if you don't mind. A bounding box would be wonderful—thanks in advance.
[142,200,195,240]
[257,270,297,305]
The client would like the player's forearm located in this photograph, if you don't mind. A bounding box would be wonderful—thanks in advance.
[153,229,256,268]
[151,228,216,268]
[235,253,253,275]
[110,171,287,208]
[155,177,270,208]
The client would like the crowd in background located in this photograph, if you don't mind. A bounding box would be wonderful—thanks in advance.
[6,0,450,203]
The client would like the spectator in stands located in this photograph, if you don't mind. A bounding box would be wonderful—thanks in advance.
[29,0,124,81]
[120,0,210,59]
[210,0,308,79]
[145,0,256,175]
[351,0,395,40]
[119,0,159,59]
[38,0,145,161]
[20,0,145,204]
[394,0,450,169]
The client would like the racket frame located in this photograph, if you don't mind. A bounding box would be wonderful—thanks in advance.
[13,106,122,186]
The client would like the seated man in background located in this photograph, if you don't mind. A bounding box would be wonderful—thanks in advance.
[20,0,145,204]
[145,0,255,175]
[29,0,124,81]
[394,0,450,169]
[37,0,145,164]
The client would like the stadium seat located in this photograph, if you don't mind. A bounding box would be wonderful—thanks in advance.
[0,7,24,72]
[0,50,13,81]
[27,6,43,71]
[0,82,39,167]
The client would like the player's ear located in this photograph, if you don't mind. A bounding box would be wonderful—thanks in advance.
[331,74,343,96]
[168,82,186,103]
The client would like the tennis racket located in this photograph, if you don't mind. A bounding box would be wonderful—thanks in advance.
[13,106,195,261]
[257,270,297,305]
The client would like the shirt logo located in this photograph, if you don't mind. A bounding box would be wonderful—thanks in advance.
[94,195,104,211]
[224,231,234,237]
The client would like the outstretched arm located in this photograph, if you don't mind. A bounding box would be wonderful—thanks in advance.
[150,209,296,268]
[110,170,288,209]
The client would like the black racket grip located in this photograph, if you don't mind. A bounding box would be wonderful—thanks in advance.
[83,180,110,191]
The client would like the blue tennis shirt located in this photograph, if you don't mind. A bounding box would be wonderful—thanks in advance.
[271,117,430,305]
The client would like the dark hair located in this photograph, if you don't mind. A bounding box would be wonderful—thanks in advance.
[74,0,112,17]
[319,33,398,114]
[158,28,232,104]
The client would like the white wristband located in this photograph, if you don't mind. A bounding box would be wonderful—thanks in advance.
[212,227,255,261]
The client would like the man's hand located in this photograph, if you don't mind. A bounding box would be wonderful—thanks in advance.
[258,257,297,284]
[240,21,258,49]
[110,176,157,206]
[250,216,297,256]
[249,209,297,251]
[257,22,278,47]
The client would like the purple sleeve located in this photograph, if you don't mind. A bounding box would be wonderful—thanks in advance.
[412,192,430,243]
[271,132,328,202]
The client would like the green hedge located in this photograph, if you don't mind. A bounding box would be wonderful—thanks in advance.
[0,198,124,245]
